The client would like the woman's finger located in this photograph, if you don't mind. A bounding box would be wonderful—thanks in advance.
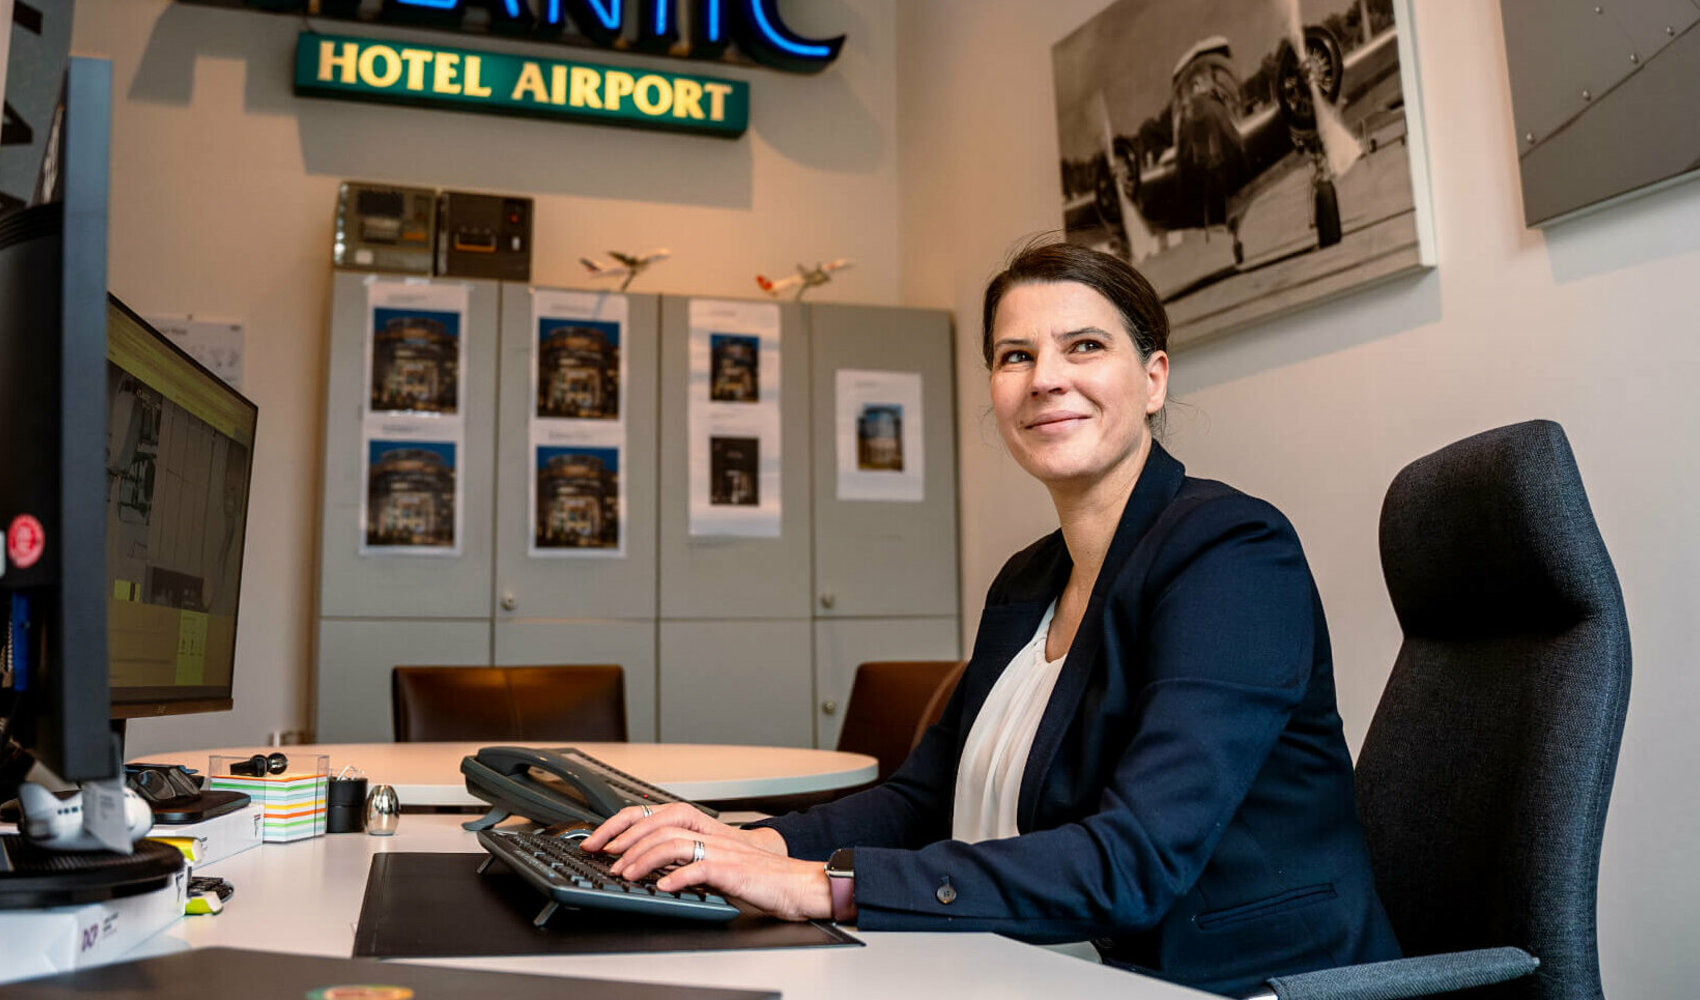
[610,833,707,881]
[578,804,653,852]
[597,803,722,855]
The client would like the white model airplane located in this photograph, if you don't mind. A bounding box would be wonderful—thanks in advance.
[756,258,853,300]
[581,248,671,291]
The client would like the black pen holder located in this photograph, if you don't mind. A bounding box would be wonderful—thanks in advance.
[327,777,368,833]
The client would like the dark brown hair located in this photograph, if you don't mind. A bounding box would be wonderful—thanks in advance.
[981,239,1169,368]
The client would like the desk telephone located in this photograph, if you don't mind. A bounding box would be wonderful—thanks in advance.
[459,746,718,832]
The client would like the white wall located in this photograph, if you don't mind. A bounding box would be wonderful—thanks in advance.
[70,0,898,756]
[896,1,1700,996]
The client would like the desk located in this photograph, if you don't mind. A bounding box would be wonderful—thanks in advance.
[142,743,878,807]
[138,813,1211,999]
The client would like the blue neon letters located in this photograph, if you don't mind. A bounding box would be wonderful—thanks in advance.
[325,0,842,72]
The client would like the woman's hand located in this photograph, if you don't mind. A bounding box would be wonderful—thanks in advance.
[606,825,833,922]
[579,801,786,857]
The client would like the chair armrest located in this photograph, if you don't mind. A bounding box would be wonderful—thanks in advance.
[1245,947,1538,1000]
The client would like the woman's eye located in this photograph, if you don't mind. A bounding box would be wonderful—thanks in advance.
[1070,339,1104,353]
[997,349,1031,366]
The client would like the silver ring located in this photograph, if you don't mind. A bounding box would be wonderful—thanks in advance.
[692,840,706,863]
[641,805,652,818]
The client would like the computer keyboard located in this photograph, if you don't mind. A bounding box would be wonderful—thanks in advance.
[476,828,740,926]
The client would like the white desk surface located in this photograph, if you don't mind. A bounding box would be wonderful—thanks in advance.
[140,743,879,806]
[136,813,1213,1000]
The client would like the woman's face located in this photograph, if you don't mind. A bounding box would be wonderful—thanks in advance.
[988,281,1168,492]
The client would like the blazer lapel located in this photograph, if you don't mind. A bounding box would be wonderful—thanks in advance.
[1016,442,1187,830]
[959,534,1070,727]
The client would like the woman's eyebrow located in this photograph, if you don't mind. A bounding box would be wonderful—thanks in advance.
[1057,326,1114,341]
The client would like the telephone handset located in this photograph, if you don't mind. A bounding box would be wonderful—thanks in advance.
[460,745,717,832]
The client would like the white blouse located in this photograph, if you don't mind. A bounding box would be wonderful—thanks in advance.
[952,600,1068,844]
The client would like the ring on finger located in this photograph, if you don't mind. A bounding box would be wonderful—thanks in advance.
[641,805,652,818]
[692,840,706,863]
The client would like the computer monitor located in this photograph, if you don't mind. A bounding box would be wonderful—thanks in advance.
[0,57,115,783]
[105,297,257,721]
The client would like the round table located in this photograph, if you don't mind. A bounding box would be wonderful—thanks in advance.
[140,742,878,806]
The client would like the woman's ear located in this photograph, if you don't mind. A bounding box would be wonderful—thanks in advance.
[1144,351,1169,416]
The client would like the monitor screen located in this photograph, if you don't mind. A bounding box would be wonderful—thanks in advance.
[104,296,257,717]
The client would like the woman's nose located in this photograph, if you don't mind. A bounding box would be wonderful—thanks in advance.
[1028,349,1067,395]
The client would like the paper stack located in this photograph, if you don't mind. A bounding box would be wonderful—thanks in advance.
[0,867,187,984]
[206,773,327,842]
[147,801,264,864]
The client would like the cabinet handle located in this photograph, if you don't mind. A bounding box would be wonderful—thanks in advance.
[821,700,838,715]
[819,592,836,609]
[500,591,518,611]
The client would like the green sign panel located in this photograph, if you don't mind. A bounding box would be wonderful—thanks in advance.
[293,33,749,138]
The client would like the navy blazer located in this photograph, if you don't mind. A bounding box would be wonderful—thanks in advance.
[758,443,1400,996]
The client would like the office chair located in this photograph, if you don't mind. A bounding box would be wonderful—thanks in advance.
[910,658,967,748]
[1249,421,1631,1000]
[837,660,968,785]
[391,665,628,743]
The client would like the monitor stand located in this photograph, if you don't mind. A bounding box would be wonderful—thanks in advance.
[0,834,184,908]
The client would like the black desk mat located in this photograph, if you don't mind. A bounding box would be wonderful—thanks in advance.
[353,852,862,959]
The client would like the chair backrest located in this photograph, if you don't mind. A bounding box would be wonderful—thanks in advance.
[910,659,967,749]
[1359,421,1630,1000]
[391,665,627,743]
[837,660,966,783]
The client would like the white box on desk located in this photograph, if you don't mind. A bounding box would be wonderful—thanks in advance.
[0,866,187,985]
[146,802,263,865]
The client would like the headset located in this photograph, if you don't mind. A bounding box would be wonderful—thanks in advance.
[228,752,289,777]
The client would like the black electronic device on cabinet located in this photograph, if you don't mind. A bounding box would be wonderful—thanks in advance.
[436,190,532,281]
[334,181,436,274]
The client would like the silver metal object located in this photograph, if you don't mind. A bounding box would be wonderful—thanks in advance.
[1630,53,1640,64]
[500,590,518,611]
[821,700,838,715]
[365,784,400,836]
[1581,89,1592,101]
[692,840,705,863]
[641,805,652,818]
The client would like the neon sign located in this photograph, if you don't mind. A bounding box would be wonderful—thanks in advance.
[182,0,844,74]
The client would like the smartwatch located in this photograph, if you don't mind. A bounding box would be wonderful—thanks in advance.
[825,847,856,924]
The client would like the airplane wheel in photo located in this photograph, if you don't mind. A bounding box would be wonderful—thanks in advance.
[1314,179,1342,248]
[1093,156,1123,230]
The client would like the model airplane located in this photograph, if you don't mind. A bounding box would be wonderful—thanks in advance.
[756,259,853,300]
[1091,3,1396,266]
[581,249,671,291]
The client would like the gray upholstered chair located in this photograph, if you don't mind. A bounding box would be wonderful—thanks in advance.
[1251,421,1631,1000]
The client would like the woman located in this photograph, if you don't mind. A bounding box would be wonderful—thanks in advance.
[583,242,1401,996]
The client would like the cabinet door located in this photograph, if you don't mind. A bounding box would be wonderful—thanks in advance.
[318,272,499,619]
[657,297,812,619]
[813,617,961,750]
[315,618,490,742]
[808,304,958,619]
[493,287,658,620]
[494,620,657,742]
[658,620,813,747]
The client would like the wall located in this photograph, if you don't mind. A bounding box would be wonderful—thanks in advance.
[896,1,1699,996]
[70,0,898,756]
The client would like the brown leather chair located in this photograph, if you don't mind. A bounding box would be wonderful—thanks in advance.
[909,658,967,749]
[391,665,627,743]
[837,660,967,784]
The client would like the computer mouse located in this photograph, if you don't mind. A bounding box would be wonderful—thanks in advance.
[540,820,597,844]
